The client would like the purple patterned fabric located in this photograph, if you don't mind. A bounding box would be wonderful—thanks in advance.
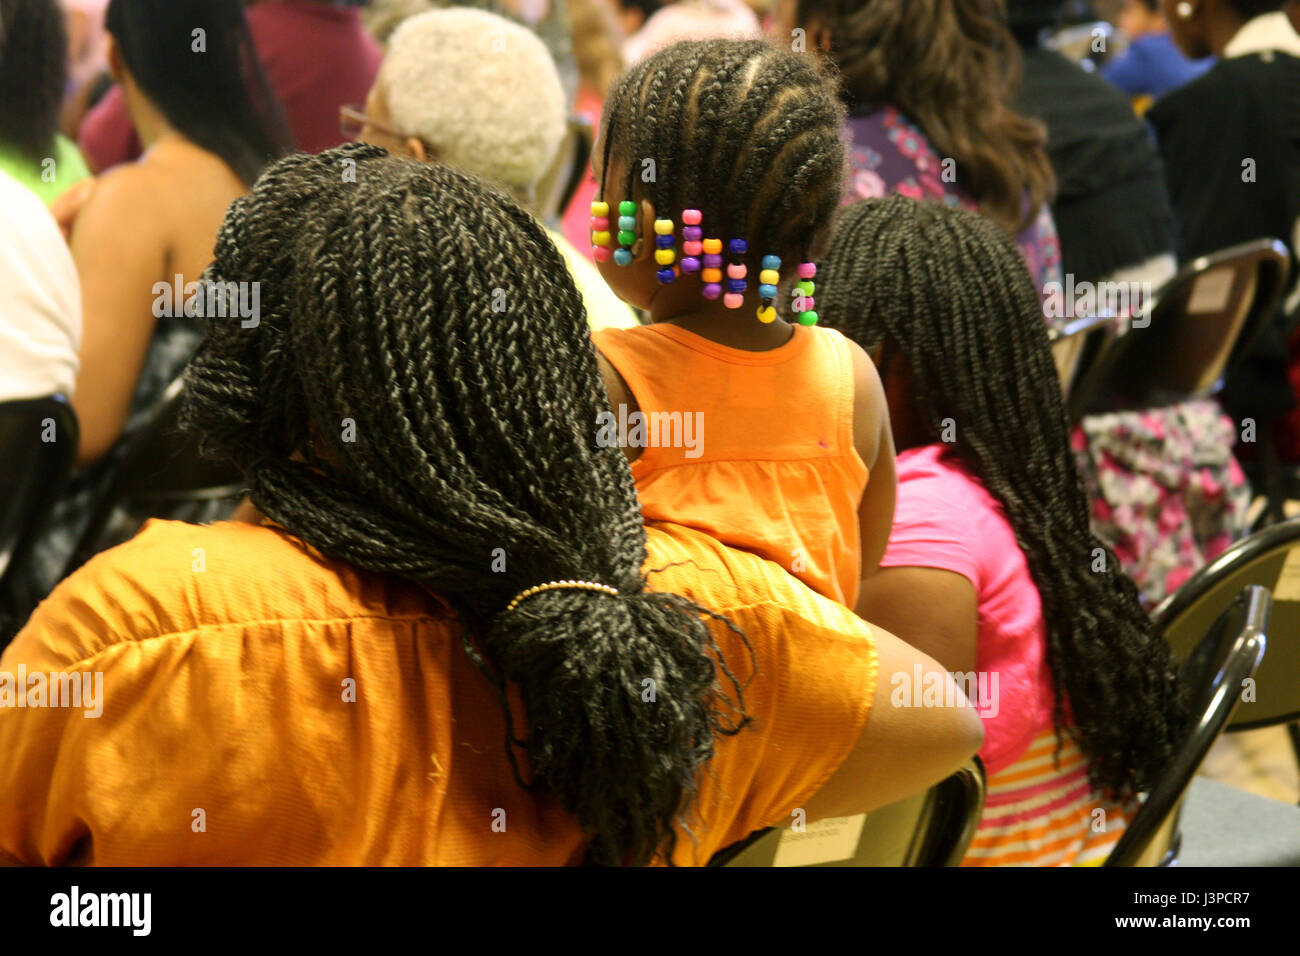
[843,106,1063,299]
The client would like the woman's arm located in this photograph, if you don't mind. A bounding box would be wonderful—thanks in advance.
[803,624,983,821]
[68,166,167,465]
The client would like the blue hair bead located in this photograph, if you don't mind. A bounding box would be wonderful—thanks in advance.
[655,235,675,249]
[613,248,633,266]
[657,267,677,284]
[727,278,746,294]
[759,283,778,299]
[618,215,637,231]
[728,238,748,255]
[761,254,781,271]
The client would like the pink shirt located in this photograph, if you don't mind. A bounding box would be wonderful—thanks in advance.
[879,444,1054,773]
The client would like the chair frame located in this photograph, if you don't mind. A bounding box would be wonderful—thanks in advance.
[1106,585,1269,866]
[1074,238,1291,418]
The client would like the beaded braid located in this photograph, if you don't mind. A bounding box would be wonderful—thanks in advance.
[820,196,1189,802]
[182,144,753,866]
[597,39,846,308]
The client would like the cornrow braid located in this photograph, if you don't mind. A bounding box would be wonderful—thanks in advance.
[599,39,846,274]
[181,144,753,865]
[820,196,1189,801]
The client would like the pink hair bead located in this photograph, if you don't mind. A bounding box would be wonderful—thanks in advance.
[682,240,703,256]
[727,263,747,279]
[682,209,702,225]
[591,216,610,231]
[797,262,817,279]
[702,283,722,300]
[801,297,814,310]
[723,293,744,309]
[593,246,611,262]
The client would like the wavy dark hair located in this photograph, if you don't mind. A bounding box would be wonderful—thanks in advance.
[0,0,66,163]
[820,196,1188,800]
[181,144,752,865]
[794,0,1054,234]
[106,0,291,185]
[598,38,846,269]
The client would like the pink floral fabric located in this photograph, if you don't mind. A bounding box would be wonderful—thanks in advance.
[1072,400,1251,608]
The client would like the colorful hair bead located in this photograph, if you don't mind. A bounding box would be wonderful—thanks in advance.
[615,200,637,266]
[724,238,748,309]
[795,262,817,325]
[757,254,781,322]
[653,219,676,284]
[590,201,612,261]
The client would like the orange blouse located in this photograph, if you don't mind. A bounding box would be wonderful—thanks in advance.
[0,519,877,866]
[593,323,868,608]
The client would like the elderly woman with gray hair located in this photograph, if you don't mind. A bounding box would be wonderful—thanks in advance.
[348,5,636,330]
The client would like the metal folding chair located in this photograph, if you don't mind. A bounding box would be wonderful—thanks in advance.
[708,757,985,867]
[1106,585,1269,866]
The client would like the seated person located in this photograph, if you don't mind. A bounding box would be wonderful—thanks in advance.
[353,7,637,329]
[0,169,81,404]
[1102,0,1215,104]
[0,146,983,865]
[0,0,92,205]
[1009,0,1248,606]
[77,0,382,171]
[823,197,1189,866]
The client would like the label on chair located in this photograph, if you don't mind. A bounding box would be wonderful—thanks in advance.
[772,814,867,867]
[1273,548,1300,601]
[1186,267,1235,315]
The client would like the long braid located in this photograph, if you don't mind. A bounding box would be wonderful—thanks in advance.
[820,196,1188,800]
[182,145,753,865]
[601,39,846,268]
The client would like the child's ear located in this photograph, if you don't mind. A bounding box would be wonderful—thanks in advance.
[635,197,658,262]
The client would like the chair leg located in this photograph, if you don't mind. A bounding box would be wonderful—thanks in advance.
[1289,723,1300,806]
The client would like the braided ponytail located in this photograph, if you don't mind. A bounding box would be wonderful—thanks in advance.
[820,196,1188,800]
[182,144,751,864]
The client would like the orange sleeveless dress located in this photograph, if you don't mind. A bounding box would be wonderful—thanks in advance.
[593,323,867,607]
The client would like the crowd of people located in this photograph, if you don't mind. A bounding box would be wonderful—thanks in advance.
[0,0,1295,867]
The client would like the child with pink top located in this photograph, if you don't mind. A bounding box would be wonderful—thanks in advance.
[822,196,1189,866]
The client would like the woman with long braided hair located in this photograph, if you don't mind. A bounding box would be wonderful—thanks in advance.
[823,196,1188,866]
[0,146,982,866]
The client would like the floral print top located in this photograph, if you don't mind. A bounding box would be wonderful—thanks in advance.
[843,106,1064,305]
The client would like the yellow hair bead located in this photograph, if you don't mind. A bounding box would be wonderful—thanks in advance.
[757,305,777,323]
[759,269,780,285]
[653,219,674,235]
[701,267,722,283]
[592,231,611,247]
[655,249,675,265]
[590,201,609,217]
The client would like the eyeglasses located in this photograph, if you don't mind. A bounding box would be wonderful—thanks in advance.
[339,104,439,157]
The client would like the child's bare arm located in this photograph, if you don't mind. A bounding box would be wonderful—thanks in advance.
[847,339,897,583]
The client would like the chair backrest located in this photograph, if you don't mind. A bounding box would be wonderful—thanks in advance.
[63,377,243,578]
[1048,313,1127,419]
[534,116,594,228]
[1153,517,1300,729]
[0,395,78,584]
[1105,585,1269,867]
[1080,238,1292,415]
[709,757,986,867]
